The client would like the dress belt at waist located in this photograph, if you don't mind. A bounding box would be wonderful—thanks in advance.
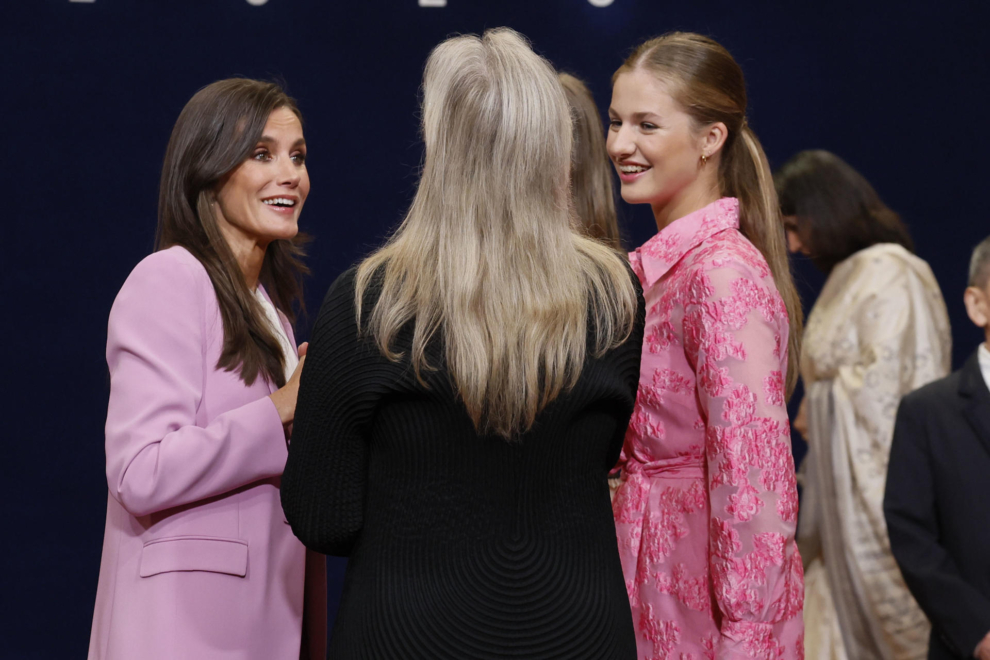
[626,456,705,480]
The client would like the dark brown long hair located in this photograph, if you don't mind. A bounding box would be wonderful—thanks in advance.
[775,149,914,273]
[559,73,622,249]
[156,78,308,388]
[615,32,803,398]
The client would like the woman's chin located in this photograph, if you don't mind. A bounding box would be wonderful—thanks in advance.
[263,220,300,243]
[619,188,656,206]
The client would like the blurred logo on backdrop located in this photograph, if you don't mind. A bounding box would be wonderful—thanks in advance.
[68,0,617,5]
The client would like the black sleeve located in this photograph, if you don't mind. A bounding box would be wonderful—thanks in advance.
[605,267,646,471]
[883,394,990,657]
[282,267,386,556]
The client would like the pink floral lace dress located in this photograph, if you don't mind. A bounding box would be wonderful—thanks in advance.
[613,198,804,659]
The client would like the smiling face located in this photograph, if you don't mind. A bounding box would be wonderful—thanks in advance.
[607,68,722,227]
[213,106,309,254]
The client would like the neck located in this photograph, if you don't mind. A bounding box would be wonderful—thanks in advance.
[219,224,268,290]
[651,181,721,233]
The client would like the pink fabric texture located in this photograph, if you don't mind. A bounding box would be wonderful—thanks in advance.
[614,198,804,659]
[89,246,325,660]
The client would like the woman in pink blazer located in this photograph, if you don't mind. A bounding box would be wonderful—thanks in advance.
[89,78,326,660]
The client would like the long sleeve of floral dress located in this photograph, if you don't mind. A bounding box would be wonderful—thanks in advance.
[685,260,804,658]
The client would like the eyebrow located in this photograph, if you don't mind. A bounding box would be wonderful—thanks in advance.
[258,136,307,149]
[608,110,662,120]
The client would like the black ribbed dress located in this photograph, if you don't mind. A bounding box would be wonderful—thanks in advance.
[281,267,644,659]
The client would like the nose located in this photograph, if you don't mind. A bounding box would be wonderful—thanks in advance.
[606,124,634,162]
[785,230,804,254]
[277,156,301,188]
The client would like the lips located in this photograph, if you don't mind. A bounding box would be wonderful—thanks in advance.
[616,162,652,183]
[262,197,296,207]
[261,196,298,214]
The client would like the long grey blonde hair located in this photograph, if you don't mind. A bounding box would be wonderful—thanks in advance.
[355,28,638,439]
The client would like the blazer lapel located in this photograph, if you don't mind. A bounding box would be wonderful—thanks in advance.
[959,350,990,459]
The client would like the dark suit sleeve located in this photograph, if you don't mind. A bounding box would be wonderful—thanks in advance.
[282,268,384,556]
[884,394,990,657]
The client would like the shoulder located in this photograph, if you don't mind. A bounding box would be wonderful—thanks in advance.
[114,246,211,314]
[313,266,365,336]
[326,265,359,299]
[133,245,207,279]
[687,230,772,282]
[121,246,210,298]
[839,244,928,287]
[900,369,961,414]
[108,247,214,349]
[320,265,366,316]
[679,230,778,302]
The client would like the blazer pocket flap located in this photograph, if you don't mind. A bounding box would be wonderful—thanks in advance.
[140,536,248,578]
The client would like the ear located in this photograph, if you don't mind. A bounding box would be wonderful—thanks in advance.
[964,286,989,328]
[700,121,729,160]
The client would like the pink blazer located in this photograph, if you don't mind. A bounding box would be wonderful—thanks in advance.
[89,246,326,660]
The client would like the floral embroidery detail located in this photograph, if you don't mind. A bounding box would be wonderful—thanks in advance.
[781,550,805,620]
[613,473,651,524]
[643,368,694,409]
[753,532,786,567]
[646,321,678,354]
[629,404,666,442]
[653,563,712,615]
[730,277,785,323]
[641,487,704,566]
[764,371,785,407]
[723,385,757,425]
[711,517,742,556]
[723,621,786,659]
[684,480,707,511]
[641,232,683,265]
[697,359,732,398]
[686,269,716,305]
[640,604,681,659]
[617,198,803,658]
[702,633,718,660]
[726,483,764,522]
[776,482,799,524]
[625,577,640,608]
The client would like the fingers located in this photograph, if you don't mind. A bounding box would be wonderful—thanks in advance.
[297,342,309,358]
[288,355,307,385]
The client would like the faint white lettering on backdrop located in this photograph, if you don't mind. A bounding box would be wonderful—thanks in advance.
[247,0,270,5]
[588,0,615,5]
[418,0,447,6]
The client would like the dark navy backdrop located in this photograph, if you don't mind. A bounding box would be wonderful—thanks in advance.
[3,1,988,656]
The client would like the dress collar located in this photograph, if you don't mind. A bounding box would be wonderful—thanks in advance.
[629,197,740,287]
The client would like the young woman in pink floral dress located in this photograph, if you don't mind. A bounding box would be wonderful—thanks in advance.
[607,33,805,659]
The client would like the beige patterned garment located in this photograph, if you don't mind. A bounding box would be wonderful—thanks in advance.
[798,243,951,660]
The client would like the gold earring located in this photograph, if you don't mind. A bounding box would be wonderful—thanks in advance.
[700,153,708,166]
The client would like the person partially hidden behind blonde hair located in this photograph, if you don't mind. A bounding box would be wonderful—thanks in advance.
[281,28,645,658]
[560,73,622,249]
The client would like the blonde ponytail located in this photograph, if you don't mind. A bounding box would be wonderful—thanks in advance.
[723,126,802,397]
